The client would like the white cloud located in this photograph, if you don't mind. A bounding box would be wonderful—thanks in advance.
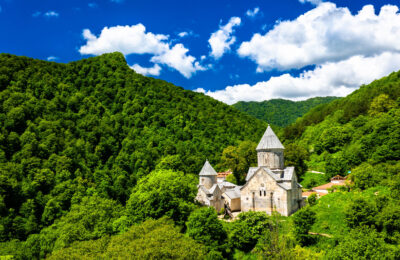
[194,88,206,94]
[151,44,206,78]
[199,52,400,104]
[47,56,57,61]
[177,30,198,38]
[178,31,189,38]
[246,7,260,18]
[208,16,241,59]
[238,3,400,71]
[44,11,59,17]
[299,0,322,5]
[130,64,161,76]
[79,25,168,56]
[79,24,205,78]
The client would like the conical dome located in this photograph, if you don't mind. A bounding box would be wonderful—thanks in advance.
[256,125,284,150]
[199,160,217,176]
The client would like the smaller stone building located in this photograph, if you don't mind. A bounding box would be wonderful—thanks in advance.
[196,160,241,212]
[195,160,225,212]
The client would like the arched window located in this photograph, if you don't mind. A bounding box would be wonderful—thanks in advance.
[260,185,266,197]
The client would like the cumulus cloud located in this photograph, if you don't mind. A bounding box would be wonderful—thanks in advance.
[208,16,241,59]
[79,25,168,56]
[130,64,162,76]
[44,11,59,17]
[79,24,205,78]
[47,56,57,61]
[299,0,322,5]
[151,44,206,78]
[199,52,400,104]
[246,7,260,18]
[238,3,400,71]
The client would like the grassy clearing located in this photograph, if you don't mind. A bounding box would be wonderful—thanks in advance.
[309,186,390,237]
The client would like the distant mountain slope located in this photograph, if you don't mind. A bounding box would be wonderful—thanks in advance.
[0,53,266,241]
[284,71,400,141]
[282,70,400,181]
[233,97,339,127]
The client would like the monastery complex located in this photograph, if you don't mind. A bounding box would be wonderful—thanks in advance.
[195,125,304,216]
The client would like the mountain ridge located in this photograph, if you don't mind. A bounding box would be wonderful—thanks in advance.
[233,96,339,127]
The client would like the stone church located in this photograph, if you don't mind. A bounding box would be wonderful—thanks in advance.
[195,125,304,216]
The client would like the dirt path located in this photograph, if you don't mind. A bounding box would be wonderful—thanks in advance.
[309,170,325,174]
[308,232,333,238]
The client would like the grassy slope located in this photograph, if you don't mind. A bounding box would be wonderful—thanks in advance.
[309,186,390,237]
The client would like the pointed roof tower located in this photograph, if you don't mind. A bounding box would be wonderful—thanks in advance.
[256,125,285,150]
[199,160,218,176]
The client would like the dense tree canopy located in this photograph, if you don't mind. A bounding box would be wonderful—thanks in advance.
[186,207,227,253]
[283,71,400,181]
[227,211,270,252]
[216,140,257,184]
[48,218,207,260]
[292,207,316,246]
[0,53,266,244]
[126,169,197,226]
[233,97,339,127]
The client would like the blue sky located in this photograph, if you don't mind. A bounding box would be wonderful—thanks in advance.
[1,0,400,104]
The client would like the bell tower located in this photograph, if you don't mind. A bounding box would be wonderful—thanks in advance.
[256,125,284,169]
[198,160,217,189]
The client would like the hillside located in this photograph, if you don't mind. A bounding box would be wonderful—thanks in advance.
[284,72,400,141]
[233,97,339,127]
[0,53,266,245]
[282,69,400,181]
[275,71,400,258]
[1,53,400,259]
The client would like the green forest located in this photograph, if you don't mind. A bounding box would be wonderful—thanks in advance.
[233,97,339,127]
[1,53,400,259]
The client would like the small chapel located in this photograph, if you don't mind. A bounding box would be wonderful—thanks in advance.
[195,125,304,216]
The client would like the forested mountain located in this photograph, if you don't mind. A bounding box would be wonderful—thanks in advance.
[1,52,400,259]
[283,70,400,181]
[233,97,339,127]
[275,70,400,259]
[0,53,267,257]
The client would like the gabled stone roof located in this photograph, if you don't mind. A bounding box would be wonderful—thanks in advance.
[224,186,241,199]
[243,166,295,191]
[199,160,217,176]
[208,183,220,195]
[256,125,284,150]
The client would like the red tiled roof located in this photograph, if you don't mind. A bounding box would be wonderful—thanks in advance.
[302,191,327,197]
[302,191,316,197]
[330,175,346,181]
[313,181,346,191]
[217,170,232,178]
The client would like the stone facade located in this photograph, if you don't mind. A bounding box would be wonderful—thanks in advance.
[196,184,224,212]
[240,167,302,216]
[195,125,304,216]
